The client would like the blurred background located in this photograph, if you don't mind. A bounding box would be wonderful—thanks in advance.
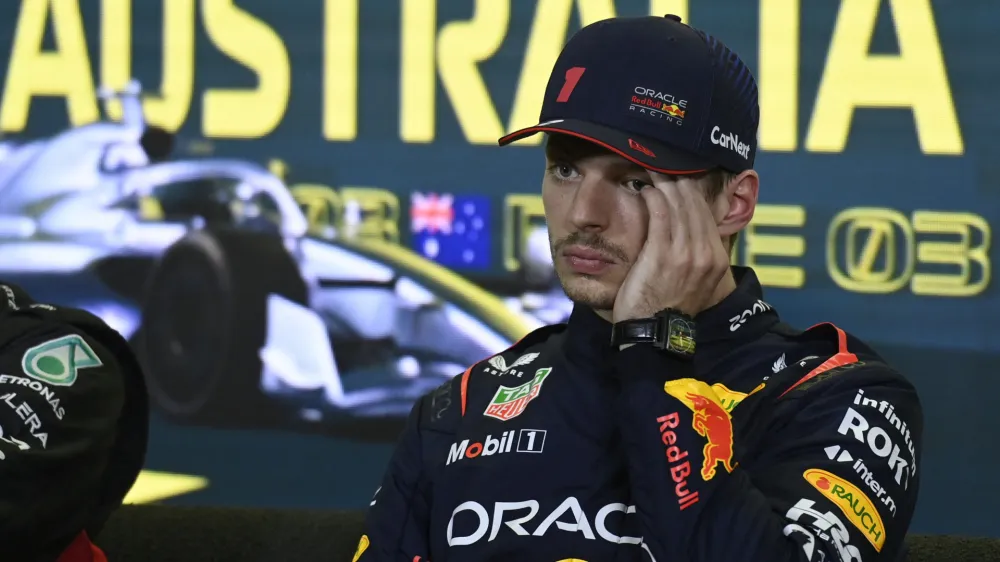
[0,0,995,538]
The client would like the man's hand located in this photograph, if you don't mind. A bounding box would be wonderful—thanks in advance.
[612,172,731,322]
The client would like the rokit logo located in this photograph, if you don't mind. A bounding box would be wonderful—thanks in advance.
[446,429,546,465]
[710,126,751,159]
[853,389,917,472]
[837,406,914,490]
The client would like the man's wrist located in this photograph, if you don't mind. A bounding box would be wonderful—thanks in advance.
[610,309,697,360]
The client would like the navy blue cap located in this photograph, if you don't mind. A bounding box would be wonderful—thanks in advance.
[498,15,759,174]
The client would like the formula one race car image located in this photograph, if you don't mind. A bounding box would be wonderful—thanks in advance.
[0,82,542,438]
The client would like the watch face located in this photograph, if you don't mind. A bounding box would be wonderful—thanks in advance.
[666,316,696,355]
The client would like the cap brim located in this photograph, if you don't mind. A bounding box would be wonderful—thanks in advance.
[498,119,713,175]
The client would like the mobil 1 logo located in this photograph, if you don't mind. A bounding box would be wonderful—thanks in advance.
[446,429,546,466]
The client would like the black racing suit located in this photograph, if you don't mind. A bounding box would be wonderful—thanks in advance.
[356,267,923,561]
[0,283,148,562]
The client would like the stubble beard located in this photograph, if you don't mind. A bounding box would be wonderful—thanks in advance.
[549,231,630,312]
[557,270,618,311]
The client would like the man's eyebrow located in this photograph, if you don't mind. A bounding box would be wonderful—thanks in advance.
[543,147,652,177]
[606,160,651,176]
[545,137,605,162]
[544,144,571,161]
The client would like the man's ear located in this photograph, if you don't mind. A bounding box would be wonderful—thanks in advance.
[716,170,759,238]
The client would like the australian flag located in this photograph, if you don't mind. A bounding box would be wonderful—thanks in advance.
[410,192,491,269]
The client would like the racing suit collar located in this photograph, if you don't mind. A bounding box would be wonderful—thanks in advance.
[696,266,780,343]
[564,266,780,363]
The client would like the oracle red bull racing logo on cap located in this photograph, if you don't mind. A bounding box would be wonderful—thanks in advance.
[664,379,737,481]
[630,86,687,125]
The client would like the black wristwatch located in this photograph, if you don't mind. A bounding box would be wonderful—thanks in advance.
[610,309,697,359]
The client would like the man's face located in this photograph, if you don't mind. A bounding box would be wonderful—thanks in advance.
[541,134,726,312]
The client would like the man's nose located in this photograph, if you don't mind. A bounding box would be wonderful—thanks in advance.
[567,178,612,232]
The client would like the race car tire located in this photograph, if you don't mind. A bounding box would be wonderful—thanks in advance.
[136,228,308,426]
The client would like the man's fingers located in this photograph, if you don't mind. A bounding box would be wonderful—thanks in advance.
[640,185,671,244]
[684,185,731,278]
[683,185,718,254]
[649,174,689,251]
[652,173,726,275]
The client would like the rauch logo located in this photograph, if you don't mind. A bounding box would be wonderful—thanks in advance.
[803,468,886,551]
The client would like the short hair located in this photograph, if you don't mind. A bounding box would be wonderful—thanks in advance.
[705,168,736,201]
[705,168,739,255]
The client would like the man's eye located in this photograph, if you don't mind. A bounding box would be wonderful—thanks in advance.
[549,164,578,180]
[625,179,649,191]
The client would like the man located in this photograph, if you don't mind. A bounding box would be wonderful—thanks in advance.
[0,283,149,561]
[357,14,921,562]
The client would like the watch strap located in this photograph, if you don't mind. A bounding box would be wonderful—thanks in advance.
[611,318,659,347]
[610,309,697,358]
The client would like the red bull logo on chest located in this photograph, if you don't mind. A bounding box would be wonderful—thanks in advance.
[664,379,738,481]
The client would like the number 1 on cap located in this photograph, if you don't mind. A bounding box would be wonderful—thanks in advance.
[556,67,587,103]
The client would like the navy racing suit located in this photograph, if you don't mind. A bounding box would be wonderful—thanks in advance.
[356,267,923,561]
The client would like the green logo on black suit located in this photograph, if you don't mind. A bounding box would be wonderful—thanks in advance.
[21,335,103,386]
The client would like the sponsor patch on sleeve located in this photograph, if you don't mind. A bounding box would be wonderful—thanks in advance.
[836,390,918,491]
[803,468,886,551]
[783,497,863,562]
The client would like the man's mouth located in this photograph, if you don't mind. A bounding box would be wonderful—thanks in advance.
[563,246,615,263]
[562,246,615,275]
